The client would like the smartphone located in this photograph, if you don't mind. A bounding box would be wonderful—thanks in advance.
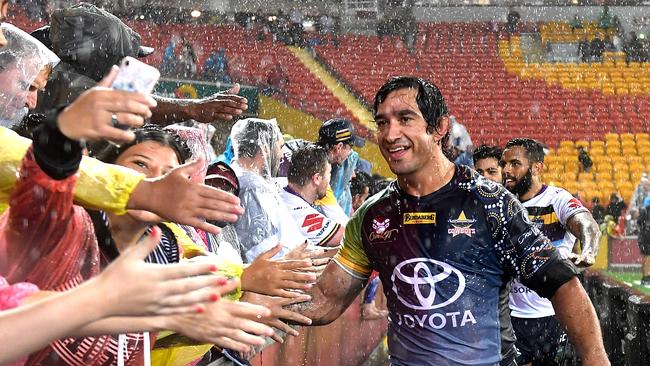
[112,56,160,94]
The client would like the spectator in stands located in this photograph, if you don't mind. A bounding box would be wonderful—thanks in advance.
[178,37,198,78]
[577,146,593,172]
[609,33,623,52]
[264,63,289,99]
[449,116,474,168]
[32,4,249,125]
[569,14,583,33]
[590,34,606,61]
[280,144,344,247]
[625,31,646,63]
[578,38,591,62]
[607,192,627,220]
[591,197,606,224]
[321,119,365,216]
[230,118,307,262]
[350,170,371,214]
[598,5,614,30]
[204,48,231,83]
[506,8,520,34]
[161,38,176,75]
[636,198,650,287]
[472,144,503,183]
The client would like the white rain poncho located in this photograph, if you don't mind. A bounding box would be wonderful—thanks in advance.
[229,118,307,262]
[0,23,59,127]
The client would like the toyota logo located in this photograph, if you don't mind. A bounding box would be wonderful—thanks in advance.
[391,258,466,310]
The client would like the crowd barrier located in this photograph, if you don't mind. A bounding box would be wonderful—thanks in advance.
[580,271,650,366]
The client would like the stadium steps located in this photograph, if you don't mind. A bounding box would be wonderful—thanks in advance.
[260,92,392,178]
[286,46,391,177]
[286,46,375,133]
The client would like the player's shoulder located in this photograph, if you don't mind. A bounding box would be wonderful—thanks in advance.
[456,165,512,204]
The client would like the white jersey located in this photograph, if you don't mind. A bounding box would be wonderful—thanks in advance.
[280,187,342,246]
[509,185,588,318]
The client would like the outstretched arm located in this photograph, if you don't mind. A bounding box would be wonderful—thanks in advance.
[551,277,610,366]
[287,261,365,325]
[566,211,601,267]
[151,83,248,125]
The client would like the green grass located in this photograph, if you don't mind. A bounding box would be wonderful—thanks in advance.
[601,270,650,295]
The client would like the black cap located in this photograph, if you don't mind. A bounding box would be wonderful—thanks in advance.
[317,118,365,147]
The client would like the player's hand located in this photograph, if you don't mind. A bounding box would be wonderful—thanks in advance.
[240,292,312,343]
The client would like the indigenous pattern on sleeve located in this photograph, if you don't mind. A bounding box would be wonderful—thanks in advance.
[336,165,574,366]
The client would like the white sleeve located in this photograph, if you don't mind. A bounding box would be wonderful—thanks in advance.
[553,188,589,226]
[283,194,340,246]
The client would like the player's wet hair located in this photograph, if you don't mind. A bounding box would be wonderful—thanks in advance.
[373,76,450,157]
[505,138,545,163]
[473,145,503,165]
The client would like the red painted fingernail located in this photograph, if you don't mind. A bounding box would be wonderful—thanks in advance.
[209,264,218,272]
[210,293,220,302]
[196,305,205,313]
[217,277,228,285]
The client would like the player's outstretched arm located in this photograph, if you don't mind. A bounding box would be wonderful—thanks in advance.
[286,260,365,326]
[566,211,601,267]
[551,277,610,366]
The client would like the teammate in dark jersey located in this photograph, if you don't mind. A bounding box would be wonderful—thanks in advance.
[273,77,609,366]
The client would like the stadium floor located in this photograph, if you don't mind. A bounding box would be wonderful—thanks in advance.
[602,270,650,296]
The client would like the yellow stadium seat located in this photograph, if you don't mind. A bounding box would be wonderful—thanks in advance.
[575,140,590,149]
[639,152,650,162]
[637,140,650,150]
[605,133,619,141]
[578,172,594,181]
[592,155,611,164]
[620,189,634,202]
[563,182,580,193]
[636,133,649,141]
[616,181,634,191]
[610,156,627,165]
[620,133,635,141]
[621,139,636,148]
[622,147,638,156]
[591,140,606,149]
[596,172,613,181]
[631,170,647,184]
[628,156,644,165]
[590,148,605,157]
[595,163,613,173]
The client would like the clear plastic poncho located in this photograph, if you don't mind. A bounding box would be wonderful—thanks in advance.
[0,23,59,127]
[229,118,307,262]
[230,117,283,180]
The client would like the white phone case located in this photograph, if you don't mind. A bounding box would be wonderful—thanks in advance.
[112,56,160,94]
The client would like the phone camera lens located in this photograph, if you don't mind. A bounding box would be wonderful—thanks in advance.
[125,61,130,66]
